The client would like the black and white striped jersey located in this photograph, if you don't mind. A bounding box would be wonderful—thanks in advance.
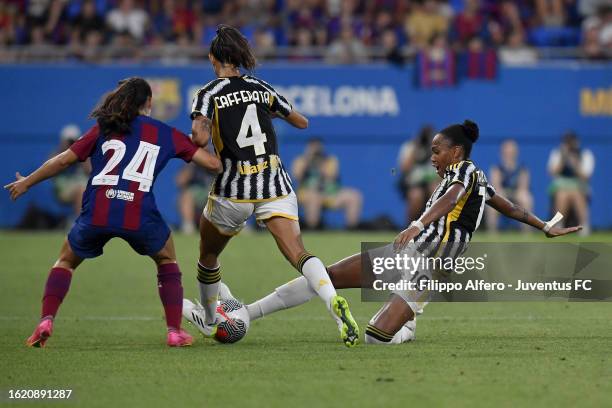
[415,160,495,258]
[191,75,294,202]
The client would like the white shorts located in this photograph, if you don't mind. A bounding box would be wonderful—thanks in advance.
[203,192,299,235]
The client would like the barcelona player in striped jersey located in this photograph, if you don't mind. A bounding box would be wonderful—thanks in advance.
[182,25,360,347]
[237,120,582,344]
[4,78,221,347]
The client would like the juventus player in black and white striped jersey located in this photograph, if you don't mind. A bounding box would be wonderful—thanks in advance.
[191,74,294,201]
[240,120,582,345]
[184,25,360,347]
[410,156,496,260]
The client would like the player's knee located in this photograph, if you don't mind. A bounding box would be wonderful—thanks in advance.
[152,241,177,265]
[54,244,81,270]
[153,253,176,266]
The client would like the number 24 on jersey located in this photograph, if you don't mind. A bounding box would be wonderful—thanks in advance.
[92,140,159,192]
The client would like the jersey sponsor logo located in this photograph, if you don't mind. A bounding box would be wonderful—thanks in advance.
[237,155,280,175]
[238,160,268,175]
[105,188,134,202]
[146,78,181,121]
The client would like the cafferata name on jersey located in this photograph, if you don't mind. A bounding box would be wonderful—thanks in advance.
[214,90,272,109]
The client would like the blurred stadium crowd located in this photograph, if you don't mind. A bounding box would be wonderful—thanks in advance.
[0,0,610,62]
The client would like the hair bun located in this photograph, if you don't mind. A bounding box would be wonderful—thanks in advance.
[462,119,479,143]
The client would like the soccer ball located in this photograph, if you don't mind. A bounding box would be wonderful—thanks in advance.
[214,299,250,344]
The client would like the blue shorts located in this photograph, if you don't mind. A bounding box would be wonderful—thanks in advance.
[67,220,171,259]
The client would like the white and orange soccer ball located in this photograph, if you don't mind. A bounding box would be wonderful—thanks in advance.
[213,299,250,344]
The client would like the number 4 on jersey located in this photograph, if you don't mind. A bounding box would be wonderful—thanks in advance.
[237,104,267,156]
[122,142,160,192]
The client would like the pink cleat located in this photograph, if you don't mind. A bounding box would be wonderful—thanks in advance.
[26,318,54,348]
[167,329,193,347]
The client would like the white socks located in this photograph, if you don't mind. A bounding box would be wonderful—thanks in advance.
[246,277,316,321]
[246,256,335,321]
[300,257,337,310]
[197,262,221,325]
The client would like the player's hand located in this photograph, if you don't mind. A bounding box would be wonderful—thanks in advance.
[393,226,420,251]
[545,225,582,238]
[4,172,29,200]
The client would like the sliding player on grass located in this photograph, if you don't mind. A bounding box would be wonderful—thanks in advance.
[4,78,221,347]
[183,25,360,347]
[241,120,582,344]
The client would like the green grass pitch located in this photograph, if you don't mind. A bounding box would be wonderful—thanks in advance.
[1,231,611,407]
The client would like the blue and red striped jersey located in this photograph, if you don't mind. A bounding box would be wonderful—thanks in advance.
[70,115,198,230]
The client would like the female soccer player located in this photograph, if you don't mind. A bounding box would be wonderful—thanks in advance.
[184,25,360,347]
[241,120,582,344]
[5,77,222,347]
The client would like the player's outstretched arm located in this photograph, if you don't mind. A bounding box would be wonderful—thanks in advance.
[191,148,222,174]
[394,183,466,249]
[4,149,79,200]
[486,193,582,237]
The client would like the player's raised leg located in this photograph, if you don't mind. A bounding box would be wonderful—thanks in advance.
[26,239,82,348]
[150,235,193,347]
[264,216,359,347]
[245,251,416,344]
[246,253,362,321]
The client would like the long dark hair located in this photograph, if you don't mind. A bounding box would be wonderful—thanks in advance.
[90,77,152,136]
[209,25,257,71]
